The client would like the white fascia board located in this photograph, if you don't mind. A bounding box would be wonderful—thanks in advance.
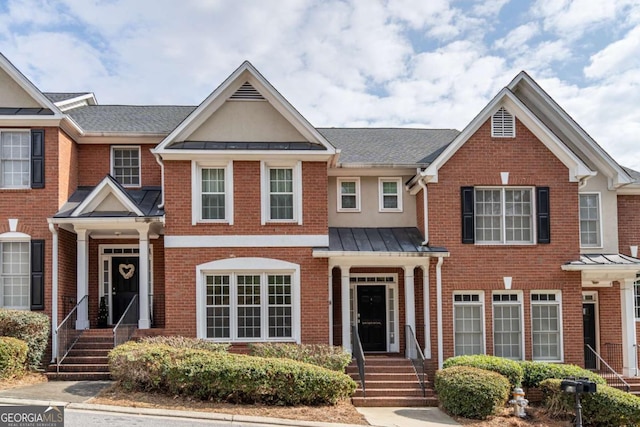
[165,234,328,248]
[0,116,66,126]
[312,250,449,259]
[157,150,333,162]
[54,93,97,111]
[78,135,165,144]
[48,217,157,227]
[71,177,144,217]
[561,264,640,272]
[616,185,640,195]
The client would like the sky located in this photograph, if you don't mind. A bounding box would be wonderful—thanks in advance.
[1,0,640,169]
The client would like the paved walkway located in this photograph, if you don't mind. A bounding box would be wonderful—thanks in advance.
[0,380,460,427]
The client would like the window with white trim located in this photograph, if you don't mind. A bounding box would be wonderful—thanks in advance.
[379,178,402,212]
[193,161,233,224]
[111,146,140,187]
[492,107,515,138]
[579,194,601,247]
[454,293,484,356]
[261,161,301,223]
[531,292,562,361]
[493,292,523,360]
[337,178,360,212]
[475,188,533,244]
[634,276,640,320]
[205,272,293,341]
[1,131,30,188]
[0,241,29,309]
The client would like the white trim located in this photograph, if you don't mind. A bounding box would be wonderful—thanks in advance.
[192,160,234,225]
[491,106,516,138]
[261,160,302,225]
[166,234,328,248]
[452,291,486,356]
[71,176,144,217]
[578,192,603,249]
[530,290,564,362]
[378,177,403,212]
[491,290,525,360]
[0,231,30,241]
[195,257,301,343]
[582,291,600,363]
[0,130,31,189]
[49,223,58,362]
[0,236,31,310]
[337,177,361,212]
[110,146,141,188]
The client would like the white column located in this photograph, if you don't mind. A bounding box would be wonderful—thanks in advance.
[76,228,89,330]
[422,264,431,359]
[341,266,351,353]
[138,224,151,329]
[48,223,59,362]
[621,279,637,377]
[328,265,334,346]
[436,257,444,369]
[404,265,416,356]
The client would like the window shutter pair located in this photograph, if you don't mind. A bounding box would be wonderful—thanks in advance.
[460,187,550,244]
[30,240,44,310]
[31,129,45,189]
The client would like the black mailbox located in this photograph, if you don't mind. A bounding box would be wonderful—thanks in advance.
[560,377,597,394]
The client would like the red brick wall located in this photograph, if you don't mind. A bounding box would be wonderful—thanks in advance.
[77,144,161,187]
[164,160,328,235]
[58,228,78,322]
[163,247,328,343]
[618,195,640,254]
[597,286,624,368]
[426,118,583,369]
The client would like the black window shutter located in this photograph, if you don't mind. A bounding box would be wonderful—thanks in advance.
[536,187,550,244]
[461,187,475,243]
[31,129,45,189]
[30,240,45,310]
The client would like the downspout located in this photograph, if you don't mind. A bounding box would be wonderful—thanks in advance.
[423,263,431,358]
[419,178,429,245]
[436,256,444,369]
[152,152,165,208]
[48,222,58,363]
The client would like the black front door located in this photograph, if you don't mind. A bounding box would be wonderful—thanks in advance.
[583,302,597,369]
[357,286,386,352]
[112,257,139,323]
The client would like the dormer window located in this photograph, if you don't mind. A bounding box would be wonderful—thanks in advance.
[492,107,515,138]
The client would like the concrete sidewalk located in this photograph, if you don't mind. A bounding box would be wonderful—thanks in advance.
[0,380,459,427]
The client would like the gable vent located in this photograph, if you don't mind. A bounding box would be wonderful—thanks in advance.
[491,107,515,138]
[229,82,265,100]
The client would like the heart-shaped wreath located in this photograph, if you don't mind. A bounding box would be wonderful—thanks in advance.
[119,263,135,280]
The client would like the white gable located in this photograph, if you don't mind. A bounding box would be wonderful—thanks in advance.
[0,67,41,108]
[72,177,143,217]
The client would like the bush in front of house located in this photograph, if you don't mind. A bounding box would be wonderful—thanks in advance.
[442,354,523,389]
[0,310,49,369]
[0,337,28,379]
[109,341,356,405]
[140,336,230,353]
[248,343,352,371]
[541,378,640,426]
[435,366,510,419]
[519,360,606,389]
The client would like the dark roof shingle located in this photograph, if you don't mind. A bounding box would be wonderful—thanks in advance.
[66,105,196,133]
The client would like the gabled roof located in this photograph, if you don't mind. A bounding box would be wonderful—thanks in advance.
[44,92,93,103]
[67,105,195,134]
[153,61,335,156]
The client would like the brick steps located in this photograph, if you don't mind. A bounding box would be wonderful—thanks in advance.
[46,330,114,381]
[348,357,437,407]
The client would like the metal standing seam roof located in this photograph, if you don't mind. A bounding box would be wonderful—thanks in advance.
[54,185,164,218]
[318,227,447,254]
[565,254,640,266]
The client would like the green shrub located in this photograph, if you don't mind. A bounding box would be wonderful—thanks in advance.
[0,310,49,368]
[0,337,28,379]
[541,378,640,426]
[435,366,510,419]
[110,342,356,405]
[442,355,523,389]
[140,336,229,353]
[248,343,351,371]
[519,360,606,388]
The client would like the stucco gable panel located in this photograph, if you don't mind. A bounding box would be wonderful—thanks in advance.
[0,66,43,108]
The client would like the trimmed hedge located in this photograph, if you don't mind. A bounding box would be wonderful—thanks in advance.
[541,378,640,426]
[0,337,28,379]
[109,342,356,405]
[0,310,49,368]
[248,343,351,371]
[519,360,606,388]
[442,355,523,389]
[435,366,510,419]
[140,336,230,353]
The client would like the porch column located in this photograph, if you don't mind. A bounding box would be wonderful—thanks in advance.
[621,279,637,377]
[328,265,334,346]
[76,228,89,329]
[341,265,351,353]
[404,266,416,352]
[138,224,151,329]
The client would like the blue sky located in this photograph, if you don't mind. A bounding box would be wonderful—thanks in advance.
[1,0,640,169]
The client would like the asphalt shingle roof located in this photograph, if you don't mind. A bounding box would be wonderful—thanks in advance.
[623,166,640,183]
[318,128,459,166]
[43,92,92,103]
[66,105,195,134]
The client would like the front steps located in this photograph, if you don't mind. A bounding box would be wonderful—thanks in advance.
[46,329,113,381]
[623,377,640,396]
[347,356,438,407]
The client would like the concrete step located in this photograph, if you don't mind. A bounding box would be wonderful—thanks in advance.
[67,348,112,357]
[359,379,424,389]
[351,396,438,407]
[46,372,112,381]
[354,388,427,398]
[54,363,110,373]
[347,365,415,374]
[58,356,109,365]
[353,372,419,382]
[73,341,114,350]
[350,357,412,367]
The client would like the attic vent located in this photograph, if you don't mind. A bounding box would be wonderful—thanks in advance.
[491,107,515,138]
[230,82,264,100]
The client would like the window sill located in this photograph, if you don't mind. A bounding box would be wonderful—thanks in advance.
[266,220,299,224]
[204,338,296,342]
[379,209,403,213]
[196,220,230,224]
[474,242,536,246]
[0,187,31,191]
[337,209,361,213]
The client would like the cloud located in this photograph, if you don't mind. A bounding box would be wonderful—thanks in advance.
[584,25,640,80]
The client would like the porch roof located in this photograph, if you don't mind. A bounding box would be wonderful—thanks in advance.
[313,227,448,257]
[563,253,640,269]
[54,185,163,218]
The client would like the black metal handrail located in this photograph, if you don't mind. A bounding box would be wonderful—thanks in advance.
[56,295,88,372]
[406,324,426,396]
[113,295,139,348]
[586,344,630,392]
[352,325,366,398]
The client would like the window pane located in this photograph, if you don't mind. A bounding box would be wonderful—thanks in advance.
[205,275,230,338]
[1,242,30,309]
[341,195,356,209]
[532,299,560,360]
[201,168,226,220]
[475,189,502,242]
[269,168,294,219]
[579,194,600,247]
[493,300,522,359]
[1,132,30,188]
[270,195,293,219]
[112,148,140,186]
[237,275,261,338]
[454,299,483,356]
[268,275,292,338]
[505,189,533,243]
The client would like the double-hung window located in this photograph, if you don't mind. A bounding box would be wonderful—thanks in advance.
[492,292,523,360]
[379,178,402,212]
[111,146,140,187]
[531,292,562,361]
[193,161,233,224]
[634,275,640,320]
[1,131,30,188]
[0,241,30,309]
[475,187,533,244]
[261,161,302,224]
[579,193,601,247]
[337,178,360,211]
[453,292,484,356]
